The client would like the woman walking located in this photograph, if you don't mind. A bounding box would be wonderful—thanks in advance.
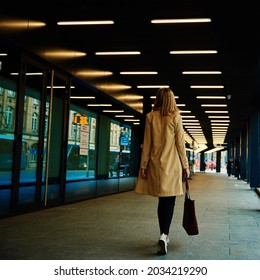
[135,87,190,255]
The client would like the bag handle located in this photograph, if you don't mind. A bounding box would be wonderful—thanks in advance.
[184,175,190,198]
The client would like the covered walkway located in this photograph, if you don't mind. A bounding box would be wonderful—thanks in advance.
[0,171,260,260]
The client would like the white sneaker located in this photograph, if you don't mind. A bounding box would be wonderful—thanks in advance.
[157,234,167,255]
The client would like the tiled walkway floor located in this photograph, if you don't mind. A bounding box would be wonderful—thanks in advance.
[0,171,260,260]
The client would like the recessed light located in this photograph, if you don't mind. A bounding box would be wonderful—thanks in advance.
[137,85,169,88]
[170,50,217,55]
[191,85,224,88]
[95,51,141,55]
[182,71,221,74]
[57,20,114,25]
[120,71,158,75]
[151,18,211,24]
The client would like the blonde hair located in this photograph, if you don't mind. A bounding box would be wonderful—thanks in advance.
[153,87,179,116]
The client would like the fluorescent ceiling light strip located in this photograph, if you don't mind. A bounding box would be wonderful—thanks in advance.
[211,123,229,126]
[0,53,8,56]
[43,51,86,58]
[181,115,196,118]
[0,20,46,28]
[182,71,221,74]
[120,71,158,75]
[191,85,224,88]
[87,104,112,107]
[103,110,124,113]
[76,70,113,77]
[208,116,229,118]
[151,18,211,24]
[137,85,169,88]
[124,119,140,122]
[115,115,134,117]
[57,20,114,25]
[151,95,179,99]
[70,96,95,99]
[182,120,199,122]
[170,50,217,55]
[47,86,75,89]
[196,96,226,99]
[11,72,43,76]
[205,147,225,153]
[95,51,141,55]
[210,120,230,122]
[201,104,227,107]
[205,111,228,113]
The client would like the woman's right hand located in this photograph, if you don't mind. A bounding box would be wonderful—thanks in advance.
[184,168,190,178]
[140,168,148,179]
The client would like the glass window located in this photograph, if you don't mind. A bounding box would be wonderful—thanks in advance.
[31,112,38,131]
[0,87,17,185]
[66,105,97,180]
[5,106,14,127]
[7,90,16,98]
[20,93,41,183]
[109,121,132,178]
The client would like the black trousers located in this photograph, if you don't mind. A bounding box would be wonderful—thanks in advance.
[157,196,176,235]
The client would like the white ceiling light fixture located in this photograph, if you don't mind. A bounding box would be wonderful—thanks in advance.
[205,111,228,113]
[201,104,227,107]
[208,116,230,118]
[196,96,226,99]
[191,85,224,88]
[210,120,230,122]
[170,50,217,55]
[151,95,179,99]
[124,119,140,122]
[70,96,95,99]
[102,110,124,113]
[211,123,229,126]
[137,85,169,88]
[151,18,211,24]
[120,71,158,75]
[181,115,196,118]
[87,104,112,107]
[182,71,222,74]
[115,115,134,117]
[57,20,114,25]
[95,51,141,55]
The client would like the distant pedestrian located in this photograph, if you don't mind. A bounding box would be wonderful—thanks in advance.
[235,156,241,179]
[227,157,233,177]
[203,161,207,173]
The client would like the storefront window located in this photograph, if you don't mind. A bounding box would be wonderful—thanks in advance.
[109,121,132,178]
[66,105,97,180]
[0,86,17,185]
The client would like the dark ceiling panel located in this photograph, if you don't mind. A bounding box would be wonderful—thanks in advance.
[0,1,259,150]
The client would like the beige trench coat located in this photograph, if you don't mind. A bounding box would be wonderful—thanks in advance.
[135,110,189,197]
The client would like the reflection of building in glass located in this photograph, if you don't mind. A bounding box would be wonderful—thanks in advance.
[0,87,16,133]
[109,122,132,177]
